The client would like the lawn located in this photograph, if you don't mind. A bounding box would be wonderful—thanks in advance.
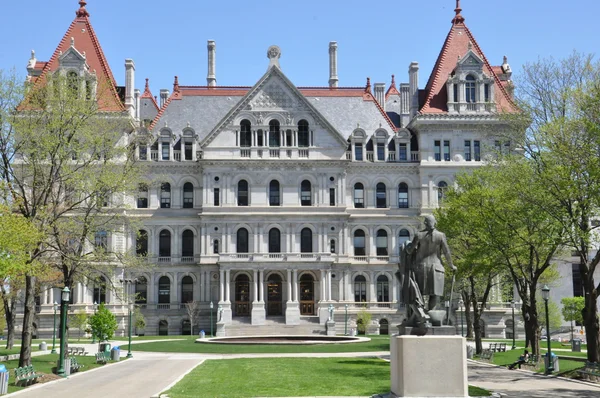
[123,335,390,354]
[482,339,587,350]
[478,349,586,377]
[164,357,490,398]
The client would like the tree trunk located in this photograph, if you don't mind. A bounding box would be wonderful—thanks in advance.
[3,295,16,350]
[522,299,541,357]
[472,298,483,354]
[18,275,36,367]
[462,291,473,338]
[583,280,600,362]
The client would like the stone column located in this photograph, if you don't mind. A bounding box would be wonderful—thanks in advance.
[259,270,265,303]
[286,269,292,302]
[225,270,231,303]
[327,270,332,301]
[219,269,225,302]
[253,270,259,303]
[369,271,376,302]
[292,269,298,302]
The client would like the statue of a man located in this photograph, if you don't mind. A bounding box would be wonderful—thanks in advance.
[398,215,455,328]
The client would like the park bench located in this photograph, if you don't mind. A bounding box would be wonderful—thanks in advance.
[522,354,539,369]
[577,362,600,381]
[95,351,111,364]
[71,346,88,356]
[480,349,494,362]
[14,365,41,386]
[488,343,498,352]
[498,343,507,352]
[70,356,84,373]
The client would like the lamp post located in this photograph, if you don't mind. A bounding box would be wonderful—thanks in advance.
[344,304,348,335]
[51,301,58,354]
[127,302,133,358]
[57,287,70,377]
[458,299,464,337]
[210,301,214,337]
[444,300,450,326]
[511,300,516,350]
[91,301,98,344]
[542,285,554,374]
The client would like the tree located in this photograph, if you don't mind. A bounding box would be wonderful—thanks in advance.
[133,306,146,335]
[356,309,372,334]
[0,70,145,366]
[70,310,89,341]
[184,301,200,336]
[89,303,117,341]
[537,295,562,336]
[562,297,585,342]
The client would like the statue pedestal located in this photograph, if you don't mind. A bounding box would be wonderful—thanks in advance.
[326,320,336,336]
[390,335,467,397]
[215,322,226,337]
[398,325,456,336]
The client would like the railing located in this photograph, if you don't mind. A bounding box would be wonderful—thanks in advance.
[180,256,195,263]
[388,151,396,161]
[156,304,170,310]
[174,150,181,161]
[366,151,374,162]
[466,103,477,111]
[241,149,251,158]
[411,151,420,161]
[353,256,368,262]
[299,149,309,158]
[345,150,419,162]
[158,257,171,263]
[269,149,280,158]
[150,150,158,161]
[375,256,390,262]
[346,151,352,160]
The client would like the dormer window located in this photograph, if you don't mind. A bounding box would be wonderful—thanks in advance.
[446,49,495,114]
[240,120,252,147]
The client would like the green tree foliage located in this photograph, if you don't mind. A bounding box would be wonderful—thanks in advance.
[356,309,372,334]
[133,306,146,334]
[89,303,117,341]
[537,295,562,334]
[70,310,89,341]
[562,296,585,341]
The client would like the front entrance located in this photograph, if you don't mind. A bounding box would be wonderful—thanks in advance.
[300,273,315,315]
[235,274,250,316]
[267,274,282,316]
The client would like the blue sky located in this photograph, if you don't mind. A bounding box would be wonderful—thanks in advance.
[0,0,597,94]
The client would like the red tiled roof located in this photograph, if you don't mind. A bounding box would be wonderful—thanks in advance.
[27,2,124,112]
[140,78,159,111]
[419,7,516,114]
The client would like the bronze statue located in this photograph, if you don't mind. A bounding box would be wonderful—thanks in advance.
[397,215,456,330]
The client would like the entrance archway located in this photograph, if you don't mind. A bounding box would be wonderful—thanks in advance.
[267,274,283,316]
[300,274,315,315]
[159,320,168,336]
[235,274,250,317]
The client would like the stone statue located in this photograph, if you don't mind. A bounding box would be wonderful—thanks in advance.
[328,304,334,322]
[397,215,455,330]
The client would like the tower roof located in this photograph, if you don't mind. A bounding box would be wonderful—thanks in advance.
[419,1,515,114]
[140,78,159,111]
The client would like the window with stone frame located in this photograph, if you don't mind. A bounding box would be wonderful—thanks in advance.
[269,120,280,147]
[301,180,312,206]
[300,228,313,253]
[237,180,249,206]
[376,183,387,208]
[269,180,280,206]
[160,183,171,208]
[237,228,249,253]
[398,183,409,208]
[137,184,149,208]
[376,229,388,256]
[183,183,194,208]
[353,229,366,256]
[240,120,252,147]
[354,183,364,208]
[298,120,310,147]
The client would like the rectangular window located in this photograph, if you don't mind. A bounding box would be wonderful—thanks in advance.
[434,141,441,161]
[474,141,481,161]
[184,142,193,160]
[161,142,170,160]
[329,188,336,206]
[453,84,458,102]
[572,264,583,297]
[355,143,363,161]
[139,145,147,161]
[464,140,472,161]
[257,132,264,147]
[213,240,219,254]
[444,140,450,161]
[286,130,293,147]
[377,143,385,161]
[484,84,490,102]
[214,188,220,206]
[398,144,407,161]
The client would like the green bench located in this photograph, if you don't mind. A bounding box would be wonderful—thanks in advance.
[95,351,111,364]
[14,365,41,386]
[70,356,84,373]
[480,349,494,362]
[522,354,539,368]
[577,362,600,380]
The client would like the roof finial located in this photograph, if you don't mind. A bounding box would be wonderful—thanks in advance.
[391,74,396,87]
[452,0,465,24]
[143,78,151,95]
[76,1,90,18]
[173,76,180,92]
[365,77,372,93]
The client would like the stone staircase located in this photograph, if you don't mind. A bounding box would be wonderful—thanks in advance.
[224,316,325,336]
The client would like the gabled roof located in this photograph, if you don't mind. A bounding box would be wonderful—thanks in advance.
[385,75,400,99]
[28,1,124,112]
[140,78,159,111]
[419,2,516,114]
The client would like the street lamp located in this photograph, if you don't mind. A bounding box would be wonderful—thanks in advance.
[344,304,349,335]
[51,302,58,354]
[458,299,464,337]
[209,301,214,337]
[511,300,516,350]
[445,300,450,326]
[541,285,554,374]
[57,287,70,378]
[127,302,133,358]
[91,301,98,344]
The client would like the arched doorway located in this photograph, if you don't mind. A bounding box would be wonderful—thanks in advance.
[182,319,191,335]
[267,274,283,316]
[300,274,315,315]
[235,274,250,317]
[159,320,168,336]
[379,319,389,335]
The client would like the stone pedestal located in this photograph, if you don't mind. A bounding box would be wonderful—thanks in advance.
[390,335,467,397]
[398,325,456,336]
[251,302,265,325]
[219,302,232,324]
[318,305,330,325]
[285,301,300,325]
[216,322,226,337]
[326,320,336,336]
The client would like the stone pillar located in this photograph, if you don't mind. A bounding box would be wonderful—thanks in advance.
[225,270,231,303]
[328,41,338,88]
[286,269,292,302]
[219,269,225,303]
[327,270,332,301]
[292,269,298,302]
[253,270,259,303]
[259,270,265,303]
[252,269,266,325]
[369,271,376,302]
[124,59,135,118]
[207,40,216,86]
[285,269,300,325]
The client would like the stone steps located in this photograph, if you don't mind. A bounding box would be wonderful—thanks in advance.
[224,318,325,336]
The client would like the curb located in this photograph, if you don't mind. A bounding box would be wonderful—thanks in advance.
[151,359,205,398]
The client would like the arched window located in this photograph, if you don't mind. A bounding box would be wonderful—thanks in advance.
[137,184,148,208]
[183,183,194,208]
[377,275,389,302]
[181,230,194,258]
[398,229,411,251]
[93,276,107,304]
[398,183,409,208]
[181,276,194,303]
[269,180,280,206]
[238,180,249,206]
[237,228,249,253]
[94,230,108,250]
[298,120,309,147]
[376,183,387,208]
[438,181,448,202]
[354,275,367,302]
[159,230,171,258]
[376,229,388,256]
[213,239,219,254]
[354,230,366,256]
[158,276,170,304]
[465,75,476,103]
[240,120,252,147]
[269,228,281,253]
[160,183,171,208]
[301,180,312,206]
[135,277,147,304]
[300,228,312,253]
[136,230,148,257]
[269,120,280,147]
[354,183,364,208]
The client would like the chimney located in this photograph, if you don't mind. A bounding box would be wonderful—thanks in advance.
[160,89,170,107]
[374,83,385,110]
[328,41,338,88]
[207,40,216,87]
[125,59,135,118]
[409,62,419,117]
[134,88,140,120]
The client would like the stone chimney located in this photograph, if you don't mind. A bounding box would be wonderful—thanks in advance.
[207,40,216,87]
[328,41,338,88]
[134,88,140,120]
[125,59,135,118]
[160,89,170,107]
[374,83,385,110]
[409,62,419,118]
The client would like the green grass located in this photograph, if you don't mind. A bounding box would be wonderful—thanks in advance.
[482,339,587,350]
[164,357,490,398]
[122,335,390,354]
[477,349,586,378]
[0,347,39,356]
